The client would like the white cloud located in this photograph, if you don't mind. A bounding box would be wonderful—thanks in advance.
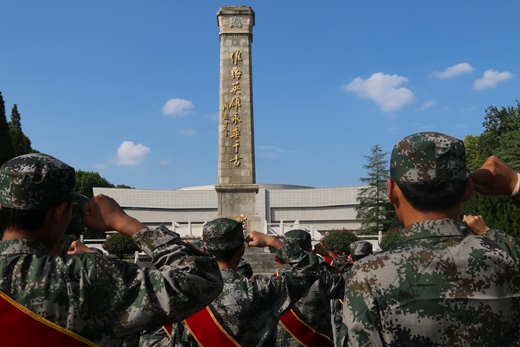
[343,72,414,112]
[459,105,476,114]
[473,69,515,90]
[416,100,436,112]
[181,129,197,136]
[411,123,439,131]
[207,113,219,121]
[431,63,474,79]
[93,163,108,169]
[162,98,195,116]
[257,145,290,159]
[117,141,151,166]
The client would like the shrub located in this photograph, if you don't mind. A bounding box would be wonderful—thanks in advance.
[379,228,402,250]
[103,233,139,259]
[321,228,359,255]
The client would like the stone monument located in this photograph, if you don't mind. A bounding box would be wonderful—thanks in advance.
[215,6,261,233]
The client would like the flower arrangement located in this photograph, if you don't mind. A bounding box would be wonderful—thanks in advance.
[238,214,247,234]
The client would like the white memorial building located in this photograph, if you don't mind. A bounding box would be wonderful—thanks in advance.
[93,184,365,240]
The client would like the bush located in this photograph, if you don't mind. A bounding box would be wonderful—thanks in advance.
[103,233,140,259]
[321,228,359,255]
[379,228,402,250]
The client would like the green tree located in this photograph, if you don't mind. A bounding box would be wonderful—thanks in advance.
[75,170,115,197]
[0,92,15,165]
[9,104,33,156]
[494,131,520,172]
[463,134,487,173]
[102,233,139,259]
[321,228,359,255]
[460,101,520,238]
[478,102,520,157]
[355,144,400,234]
[379,227,401,250]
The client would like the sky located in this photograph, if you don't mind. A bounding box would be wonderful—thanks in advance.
[1,1,519,190]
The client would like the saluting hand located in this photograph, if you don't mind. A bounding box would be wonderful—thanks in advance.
[470,156,519,196]
[82,194,146,237]
[246,231,283,250]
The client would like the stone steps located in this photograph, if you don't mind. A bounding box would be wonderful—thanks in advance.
[242,247,278,275]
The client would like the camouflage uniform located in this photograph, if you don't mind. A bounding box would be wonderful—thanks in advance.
[0,154,223,347]
[348,241,372,262]
[329,241,371,345]
[139,326,170,347]
[276,229,346,347]
[338,132,520,346]
[171,219,321,347]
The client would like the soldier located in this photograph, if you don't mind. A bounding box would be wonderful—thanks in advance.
[139,239,256,347]
[275,229,346,347]
[338,132,520,346]
[0,153,223,346]
[312,239,372,345]
[347,240,373,263]
[171,218,321,346]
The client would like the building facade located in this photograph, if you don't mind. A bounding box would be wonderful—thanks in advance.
[93,184,365,240]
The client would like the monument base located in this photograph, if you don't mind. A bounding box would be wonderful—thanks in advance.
[215,183,261,232]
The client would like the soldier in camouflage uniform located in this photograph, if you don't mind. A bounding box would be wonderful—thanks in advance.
[338,132,520,346]
[0,153,223,347]
[275,229,347,347]
[139,241,256,347]
[347,240,372,263]
[324,241,372,346]
[171,218,321,346]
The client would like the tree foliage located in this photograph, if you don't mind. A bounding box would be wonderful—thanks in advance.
[0,92,15,165]
[321,228,359,255]
[102,233,139,259]
[355,144,400,233]
[478,102,520,158]
[379,227,402,250]
[461,100,520,238]
[9,104,33,157]
[459,194,520,238]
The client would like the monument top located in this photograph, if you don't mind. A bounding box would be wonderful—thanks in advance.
[216,6,255,16]
[216,6,255,28]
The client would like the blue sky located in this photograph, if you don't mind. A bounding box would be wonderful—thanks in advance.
[1,1,519,190]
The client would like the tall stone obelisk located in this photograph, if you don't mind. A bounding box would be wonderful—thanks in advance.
[215,6,261,233]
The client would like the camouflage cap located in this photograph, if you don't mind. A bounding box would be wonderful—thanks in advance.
[390,132,466,182]
[190,239,204,249]
[349,240,373,257]
[203,218,244,251]
[0,153,89,210]
[284,229,312,251]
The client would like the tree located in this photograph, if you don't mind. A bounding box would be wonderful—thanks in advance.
[379,227,401,250]
[0,92,15,165]
[321,228,359,255]
[9,104,33,156]
[494,131,520,172]
[102,233,139,259]
[478,102,520,157]
[355,144,400,234]
[463,134,487,173]
[75,170,116,197]
[459,193,520,238]
[460,101,520,238]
